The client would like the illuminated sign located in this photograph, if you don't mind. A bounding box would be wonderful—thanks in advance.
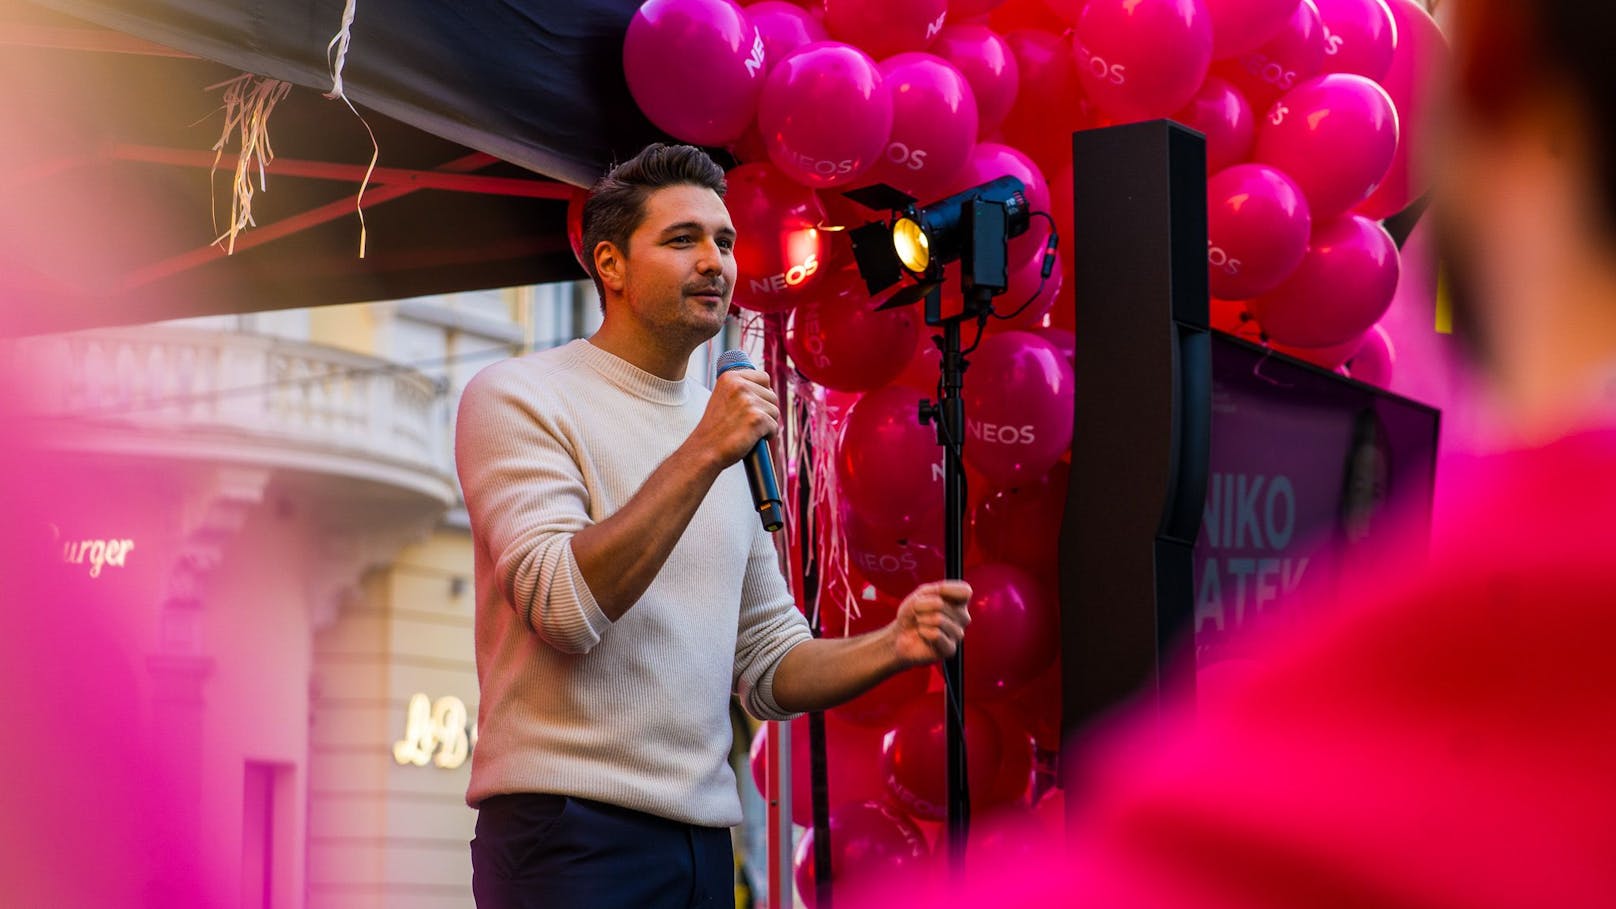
[50,524,134,578]
[393,693,477,770]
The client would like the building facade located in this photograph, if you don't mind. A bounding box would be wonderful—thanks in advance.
[10,281,754,907]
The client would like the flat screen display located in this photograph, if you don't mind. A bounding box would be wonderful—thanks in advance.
[1193,333,1441,666]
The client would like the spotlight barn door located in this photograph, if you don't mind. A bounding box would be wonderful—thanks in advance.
[1060,121,1211,747]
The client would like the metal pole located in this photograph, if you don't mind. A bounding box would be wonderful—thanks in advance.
[921,292,972,870]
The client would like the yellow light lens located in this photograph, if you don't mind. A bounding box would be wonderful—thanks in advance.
[893,217,930,273]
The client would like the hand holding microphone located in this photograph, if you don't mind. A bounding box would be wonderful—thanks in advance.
[700,350,785,532]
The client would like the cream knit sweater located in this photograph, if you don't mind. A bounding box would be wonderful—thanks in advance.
[456,339,811,827]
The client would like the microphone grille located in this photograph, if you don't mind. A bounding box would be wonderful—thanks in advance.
[715,349,754,375]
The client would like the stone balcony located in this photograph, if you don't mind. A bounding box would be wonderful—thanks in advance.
[8,326,458,509]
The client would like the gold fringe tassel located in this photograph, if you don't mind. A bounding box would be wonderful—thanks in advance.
[206,73,291,255]
[324,0,378,259]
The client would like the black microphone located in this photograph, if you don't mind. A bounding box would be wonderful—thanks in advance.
[715,350,785,533]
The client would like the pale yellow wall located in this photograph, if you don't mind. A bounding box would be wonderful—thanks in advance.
[310,528,478,909]
[309,302,380,356]
[308,289,531,363]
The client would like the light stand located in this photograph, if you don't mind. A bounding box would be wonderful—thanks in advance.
[848,181,1030,870]
[920,297,976,868]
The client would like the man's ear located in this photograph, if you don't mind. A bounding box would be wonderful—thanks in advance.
[594,241,627,293]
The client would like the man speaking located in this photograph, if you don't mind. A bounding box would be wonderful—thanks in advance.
[455,143,972,909]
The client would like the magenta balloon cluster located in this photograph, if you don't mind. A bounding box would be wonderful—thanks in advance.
[618,0,1445,886]
[616,0,1448,382]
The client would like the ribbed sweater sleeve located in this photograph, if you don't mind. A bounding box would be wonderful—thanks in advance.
[455,360,610,654]
[735,521,812,721]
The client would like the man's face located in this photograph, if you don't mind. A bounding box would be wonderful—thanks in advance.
[617,183,737,346]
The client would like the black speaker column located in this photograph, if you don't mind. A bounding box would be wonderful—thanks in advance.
[1060,121,1212,756]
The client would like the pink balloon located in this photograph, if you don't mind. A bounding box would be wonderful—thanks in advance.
[1206,163,1312,300]
[1034,327,1075,367]
[822,0,950,60]
[1313,0,1396,81]
[819,564,899,637]
[1254,73,1398,220]
[990,0,1073,33]
[833,665,931,728]
[749,715,888,827]
[747,0,828,65]
[1039,0,1087,26]
[1248,214,1400,347]
[1172,76,1256,174]
[726,124,772,164]
[987,722,1037,807]
[883,695,1007,820]
[1002,660,1064,751]
[624,0,767,145]
[1355,0,1446,219]
[893,326,943,395]
[823,387,861,426]
[962,563,1059,699]
[930,25,1020,136]
[839,385,944,535]
[787,266,921,391]
[999,28,1091,174]
[1348,323,1395,386]
[962,331,1075,486]
[1212,0,1326,110]
[1075,0,1215,122]
[867,53,980,201]
[842,502,946,598]
[1205,0,1298,59]
[971,467,1068,572]
[760,42,894,189]
[955,0,1010,15]
[724,163,833,314]
[795,801,930,907]
[1270,332,1366,369]
[947,143,1051,266]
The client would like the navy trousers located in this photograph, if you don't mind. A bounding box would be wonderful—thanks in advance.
[471,793,734,909]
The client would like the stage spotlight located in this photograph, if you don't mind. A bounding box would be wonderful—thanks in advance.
[893,216,931,273]
[892,175,1031,276]
[845,176,1032,316]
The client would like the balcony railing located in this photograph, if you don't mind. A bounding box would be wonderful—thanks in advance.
[9,326,456,505]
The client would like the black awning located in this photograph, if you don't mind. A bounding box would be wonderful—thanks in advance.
[0,0,668,334]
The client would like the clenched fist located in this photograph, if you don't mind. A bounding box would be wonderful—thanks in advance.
[890,580,973,667]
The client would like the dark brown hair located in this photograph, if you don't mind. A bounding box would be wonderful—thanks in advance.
[580,143,728,301]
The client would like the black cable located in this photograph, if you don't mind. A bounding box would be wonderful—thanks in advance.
[992,278,1049,324]
[960,314,991,357]
[991,211,1061,323]
[1027,210,1059,248]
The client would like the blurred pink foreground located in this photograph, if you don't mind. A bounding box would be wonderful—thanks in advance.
[852,426,1616,908]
